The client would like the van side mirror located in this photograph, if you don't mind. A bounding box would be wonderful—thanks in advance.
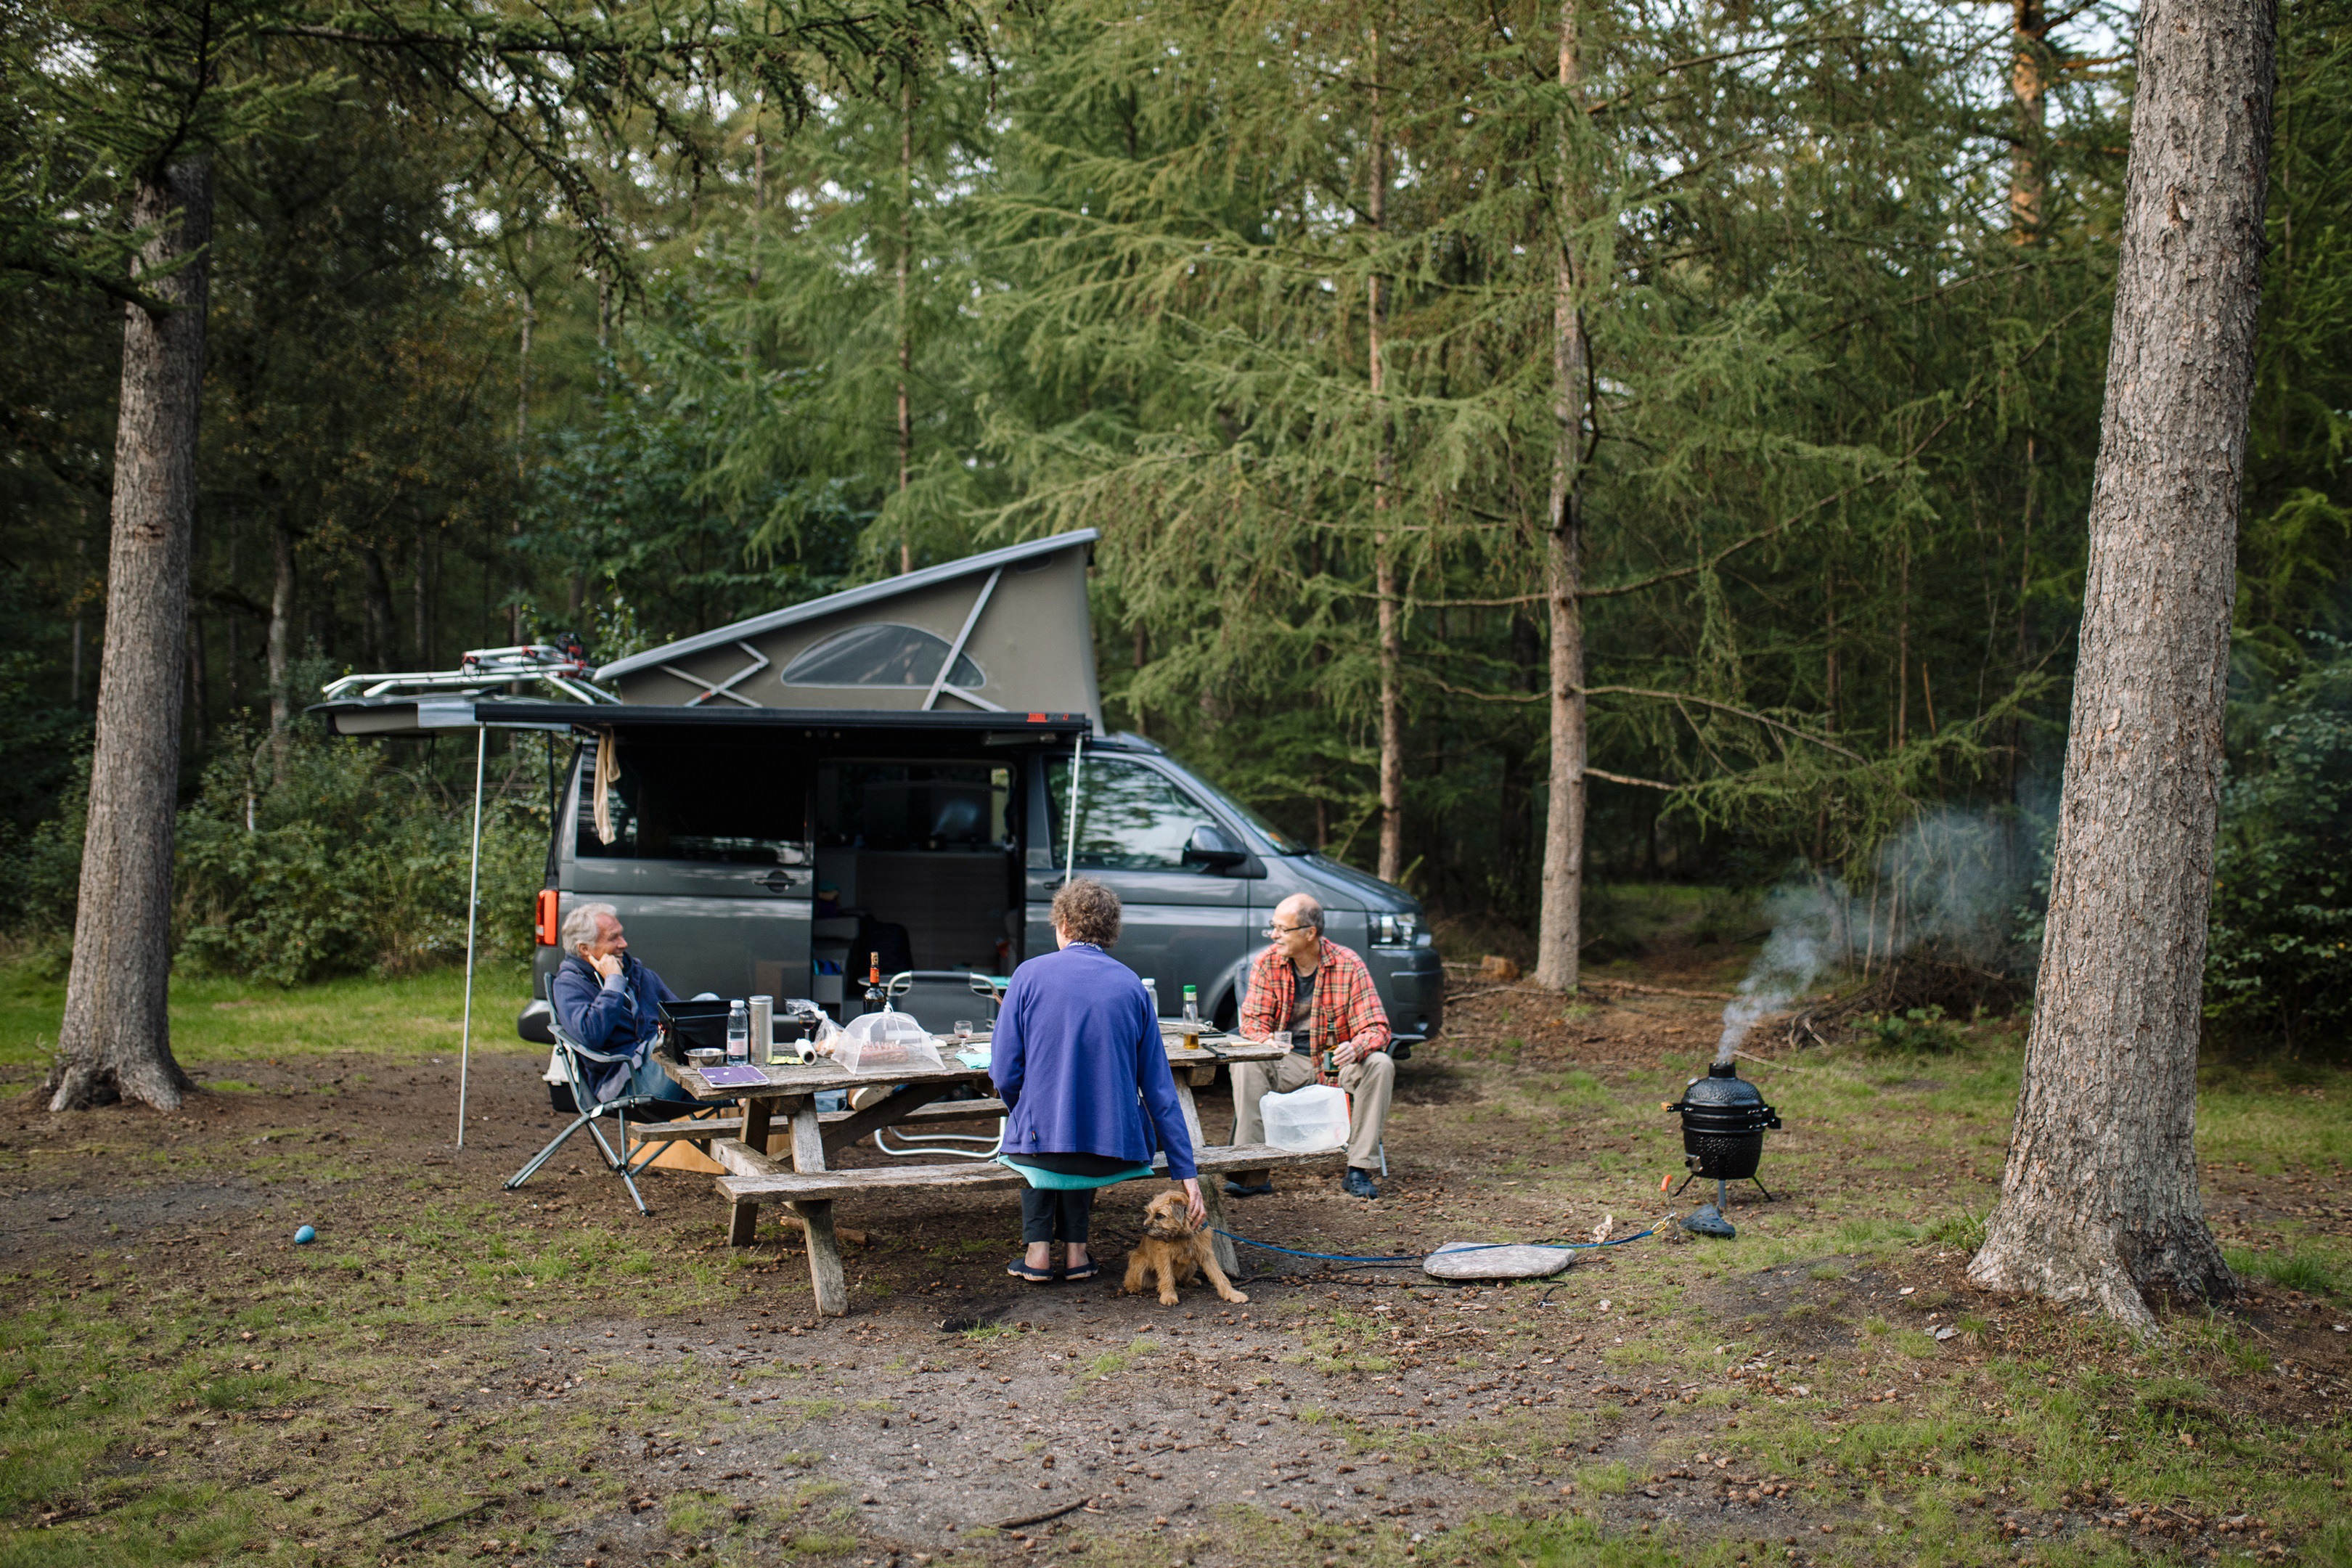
[1183,824,1249,870]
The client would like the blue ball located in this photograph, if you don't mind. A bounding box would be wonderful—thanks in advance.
[293,1225,317,1246]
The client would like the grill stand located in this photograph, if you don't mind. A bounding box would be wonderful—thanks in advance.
[1670,1172,1776,1238]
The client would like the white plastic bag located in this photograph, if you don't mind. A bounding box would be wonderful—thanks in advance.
[832,1009,942,1075]
[1261,1083,1350,1152]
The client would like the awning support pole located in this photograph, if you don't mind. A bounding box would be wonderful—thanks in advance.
[1063,731,1085,885]
[457,724,486,1148]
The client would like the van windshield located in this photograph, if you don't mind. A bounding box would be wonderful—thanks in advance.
[1049,756,1305,865]
[576,738,807,863]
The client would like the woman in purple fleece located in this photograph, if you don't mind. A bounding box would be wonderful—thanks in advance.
[989,878,1204,1283]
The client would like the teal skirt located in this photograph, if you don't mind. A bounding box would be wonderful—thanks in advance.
[998,1156,1156,1191]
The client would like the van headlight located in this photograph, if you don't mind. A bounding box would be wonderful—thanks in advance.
[1374,913,1421,949]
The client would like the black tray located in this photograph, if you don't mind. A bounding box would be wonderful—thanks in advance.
[657,997,735,1060]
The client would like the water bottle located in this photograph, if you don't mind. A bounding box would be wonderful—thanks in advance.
[1182,984,1200,1024]
[726,1000,750,1065]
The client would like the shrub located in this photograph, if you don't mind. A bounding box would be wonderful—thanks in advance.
[14,721,555,985]
[2207,644,2352,1048]
[171,726,552,984]
[1856,1003,1966,1054]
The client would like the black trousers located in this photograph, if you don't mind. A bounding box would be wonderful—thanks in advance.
[1021,1187,1095,1245]
[1014,1151,1130,1246]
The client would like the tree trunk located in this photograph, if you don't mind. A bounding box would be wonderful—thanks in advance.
[1534,0,1588,993]
[2012,0,2051,240]
[1369,25,1405,886]
[1132,621,1150,737]
[361,544,398,669]
[896,70,916,576]
[51,156,212,1115]
[70,531,88,705]
[185,608,208,754]
[267,516,295,770]
[512,280,534,644]
[1967,0,2276,1332]
[413,522,433,669]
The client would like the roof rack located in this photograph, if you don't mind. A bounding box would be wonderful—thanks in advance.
[318,640,617,706]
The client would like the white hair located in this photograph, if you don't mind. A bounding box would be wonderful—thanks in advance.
[560,902,617,954]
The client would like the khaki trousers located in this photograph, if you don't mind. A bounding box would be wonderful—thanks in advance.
[1230,1050,1395,1172]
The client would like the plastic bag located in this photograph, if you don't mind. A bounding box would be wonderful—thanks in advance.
[1260,1084,1350,1152]
[832,1009,942,1075]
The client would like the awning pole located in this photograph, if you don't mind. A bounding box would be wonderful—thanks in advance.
[457,724,486,1149]
[1063,730,1085,884]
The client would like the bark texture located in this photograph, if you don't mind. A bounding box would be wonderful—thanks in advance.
[1534,0,1588,992]
[1968,0,2276,1331]
[52,158,213,1114]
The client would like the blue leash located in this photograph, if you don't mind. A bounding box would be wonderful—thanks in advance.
[1210,1227,1659,1267]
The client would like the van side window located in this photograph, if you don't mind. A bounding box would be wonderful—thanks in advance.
[577,740,807,862]
[779,624,984,690]
[1046,758,1220,872]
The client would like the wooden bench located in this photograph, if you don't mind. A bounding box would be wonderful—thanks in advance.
[650,1032,1301,1317]
[707,1139,1341,1299]
[709,1139,1336,1204]
[629,1098,1008,1146]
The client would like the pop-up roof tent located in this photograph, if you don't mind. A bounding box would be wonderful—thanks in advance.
[595,528,1103,720]
[309,530,1103,1146]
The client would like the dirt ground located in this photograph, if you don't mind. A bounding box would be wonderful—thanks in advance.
[4,952,2349,1567]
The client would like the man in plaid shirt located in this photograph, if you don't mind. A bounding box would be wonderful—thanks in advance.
[1229,893,1394,1199]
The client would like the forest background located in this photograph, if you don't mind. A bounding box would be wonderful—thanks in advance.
[4,0,2350,1044]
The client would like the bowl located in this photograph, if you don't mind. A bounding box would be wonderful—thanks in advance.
[686,1048,724,1069]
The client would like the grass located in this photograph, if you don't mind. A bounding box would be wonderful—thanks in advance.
[9,952,2352,1568]
[0,957,535,1071]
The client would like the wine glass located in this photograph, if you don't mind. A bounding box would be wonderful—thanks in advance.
[954,1019,975,1049]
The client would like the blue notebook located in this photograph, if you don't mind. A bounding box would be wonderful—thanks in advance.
[698,1064,769,1089]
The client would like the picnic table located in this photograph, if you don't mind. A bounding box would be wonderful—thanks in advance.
[648,1026,1339,1315]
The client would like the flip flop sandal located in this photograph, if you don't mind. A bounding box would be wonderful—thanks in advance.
[1063,1261,1102,1282]
[1006,1259,1060,1283]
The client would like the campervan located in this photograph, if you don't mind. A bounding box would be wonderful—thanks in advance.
[322,530,1442,1046]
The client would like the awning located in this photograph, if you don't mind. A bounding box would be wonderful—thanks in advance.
[309,695,1093,738]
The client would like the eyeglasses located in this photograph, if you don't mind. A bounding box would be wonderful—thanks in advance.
[1262,923,1313,938]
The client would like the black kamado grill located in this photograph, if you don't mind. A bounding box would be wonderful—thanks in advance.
[1662,1061,1781,1237]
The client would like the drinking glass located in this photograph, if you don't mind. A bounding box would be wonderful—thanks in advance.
[1268,1029,1292,1053]
[953,1019,974,1048]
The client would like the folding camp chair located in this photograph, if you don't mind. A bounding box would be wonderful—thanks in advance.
[868,971,1008,1161]
[505,1008,720,1215]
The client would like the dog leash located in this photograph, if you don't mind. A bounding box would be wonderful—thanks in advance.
[1209,1227,1661,1267]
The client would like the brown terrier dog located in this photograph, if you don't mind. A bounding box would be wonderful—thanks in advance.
[1124,1187,1250,1306]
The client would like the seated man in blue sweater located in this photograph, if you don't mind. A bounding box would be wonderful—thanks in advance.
[548,902,695,1108]
[990,878,1202,1283]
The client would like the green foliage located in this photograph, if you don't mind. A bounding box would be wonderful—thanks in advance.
[1858,1005,1968,1055]
[2238,0,2352,658]
[166,727,550,986]
[2,0,2351,987]
[2206,645,2352,1045]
